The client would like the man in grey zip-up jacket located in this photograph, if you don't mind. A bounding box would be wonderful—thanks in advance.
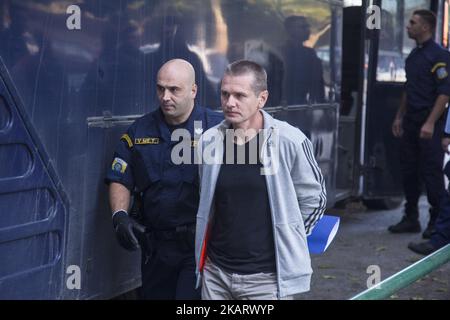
[195,60,326,299]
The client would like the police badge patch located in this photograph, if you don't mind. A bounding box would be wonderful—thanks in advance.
[436,66,448,80]
[112,157,127,173]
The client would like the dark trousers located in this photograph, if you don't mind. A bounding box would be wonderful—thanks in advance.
[431,163,450,248]
[400,113,445,222]
[139,233,200,300]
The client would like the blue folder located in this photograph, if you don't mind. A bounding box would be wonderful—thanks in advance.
[445,110,450,134]
[307,215,340,254]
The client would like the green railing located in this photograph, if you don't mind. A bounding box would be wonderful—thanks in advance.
[350,243,450,300]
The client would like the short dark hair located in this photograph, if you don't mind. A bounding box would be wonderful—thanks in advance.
[413,9,437,31]
[224,60,267,94]
[284,15,309,30]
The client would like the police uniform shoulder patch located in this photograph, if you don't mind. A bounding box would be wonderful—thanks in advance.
[112,157,127,174]
[121,134,133,148]
[431,62,447,73]
[436,66,448,80]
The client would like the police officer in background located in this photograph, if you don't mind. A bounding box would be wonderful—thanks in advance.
[408,121,450,255]
[390,10,450,238]
[282,15,325,105]
[105,59,222,299]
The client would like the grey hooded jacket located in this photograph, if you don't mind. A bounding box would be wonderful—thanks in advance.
[195,110,326,297]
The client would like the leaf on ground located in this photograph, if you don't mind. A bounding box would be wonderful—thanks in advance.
[435,288,447,293]
[406,257,421,263]
[322,275,336,280]
[432,277,448,285]
[416,275,431,283]
[376,246,387,252]
[411,296,424,300]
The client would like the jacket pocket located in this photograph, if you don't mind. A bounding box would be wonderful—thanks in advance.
[274,222,312,281]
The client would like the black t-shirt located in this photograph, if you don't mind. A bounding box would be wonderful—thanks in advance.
[207,133,276,274]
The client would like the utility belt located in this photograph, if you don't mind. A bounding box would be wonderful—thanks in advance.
[149,223,196,241]
[130,192,196,259]
[405,107,431,123]
[139,223,196,264]
[405,106,447,122]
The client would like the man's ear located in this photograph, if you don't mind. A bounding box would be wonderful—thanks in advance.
[258,90,269,109]
[191,83,198,99]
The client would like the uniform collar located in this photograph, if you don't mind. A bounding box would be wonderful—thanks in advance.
[155,104,202,140]
[417,37,433,49]
[184,104,204,136]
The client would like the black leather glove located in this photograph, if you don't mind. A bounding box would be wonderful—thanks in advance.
[112,210,146,251]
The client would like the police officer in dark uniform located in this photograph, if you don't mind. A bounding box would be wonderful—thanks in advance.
[389,10,450,238]
[408,123,450,254]
[105,59,222,299]
[282,15,325,105]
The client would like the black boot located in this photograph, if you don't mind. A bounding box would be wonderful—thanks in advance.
[422,222,436,239]
[423,208,438,239]
[388,216,421,233]
[408,241,436,255]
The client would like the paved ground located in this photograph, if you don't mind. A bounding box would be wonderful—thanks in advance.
[300,197,450,300]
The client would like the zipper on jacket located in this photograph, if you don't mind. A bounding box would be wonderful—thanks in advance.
[261,127,283,298]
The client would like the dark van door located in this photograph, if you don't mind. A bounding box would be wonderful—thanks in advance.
[0,58,68,299]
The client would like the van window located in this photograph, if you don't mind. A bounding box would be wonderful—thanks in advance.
[376,0,431,82]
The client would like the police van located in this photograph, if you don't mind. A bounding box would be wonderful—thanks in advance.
[0,0,448,299]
